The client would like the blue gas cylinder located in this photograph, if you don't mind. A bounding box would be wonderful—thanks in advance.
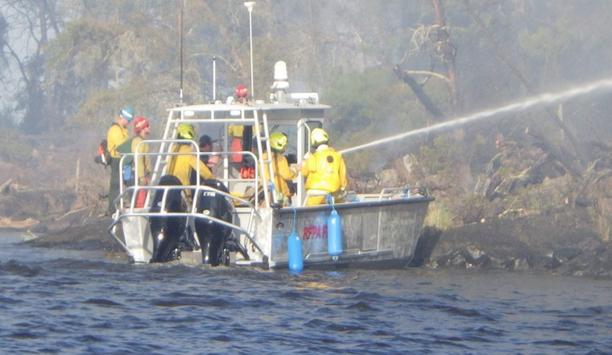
[327,209,343,257]
[288,230,303,272]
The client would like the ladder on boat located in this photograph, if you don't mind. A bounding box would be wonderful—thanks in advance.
[128,105,279,261]
[253,108,276,207]
[148,105,277,207]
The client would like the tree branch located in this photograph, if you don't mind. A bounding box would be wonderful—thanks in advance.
[5,41,29,86]
[8,1,41,46]
[44,0,61,36]
[403,70,450,83]
[394,65,445,120]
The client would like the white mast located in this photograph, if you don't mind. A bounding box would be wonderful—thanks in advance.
[244,2,256,100]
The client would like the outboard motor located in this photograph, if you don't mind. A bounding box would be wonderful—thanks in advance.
[194,179,247,266]
[149,175,186,262]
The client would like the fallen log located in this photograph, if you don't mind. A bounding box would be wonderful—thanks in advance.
[0,216,39,230]
[0,179,12,193]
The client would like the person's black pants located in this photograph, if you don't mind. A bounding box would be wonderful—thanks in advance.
[107,158,120,214]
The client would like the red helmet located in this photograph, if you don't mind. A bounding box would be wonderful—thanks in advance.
[235,84,248,99]
[133,116,150,134]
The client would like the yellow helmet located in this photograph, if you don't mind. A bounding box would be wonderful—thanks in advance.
[177,123,195,140]
[310,128,329,146]
[270,132,288,152]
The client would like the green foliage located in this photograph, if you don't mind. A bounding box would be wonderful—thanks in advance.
[2,1,610,172]
[511,178,572,214]
[45,6,186,129]
[451,193,488,223]
[323,66,429,148]
[424,201,455,230]
[418,134,462,175]
[46,20,116,82]
[0,128,32,162]
[468,133,492,172]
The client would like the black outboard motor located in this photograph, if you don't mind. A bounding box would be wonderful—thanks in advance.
[194,179,248,266]
[149,175,186,262]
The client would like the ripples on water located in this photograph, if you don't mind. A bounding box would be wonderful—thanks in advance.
[1,232,611,354]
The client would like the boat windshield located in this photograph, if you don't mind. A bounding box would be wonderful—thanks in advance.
[268,120,322,158]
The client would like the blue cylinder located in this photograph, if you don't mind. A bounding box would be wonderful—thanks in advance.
[327,209,343,257]
[288,231,303,272]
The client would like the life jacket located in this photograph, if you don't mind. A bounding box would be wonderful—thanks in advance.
[239,154,256,179]
[135,189,147,208]
[228,125,253,163]
[260,152,296,199]
[240,165,255,179]
[303,147,344,193]
[107,122,129,158]
[228,125,243,163]
[230,137,243,163]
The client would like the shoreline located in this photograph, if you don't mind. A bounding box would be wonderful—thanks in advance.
[14,214,611,279]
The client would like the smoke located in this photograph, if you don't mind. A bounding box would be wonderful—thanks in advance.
[340,78,612,155]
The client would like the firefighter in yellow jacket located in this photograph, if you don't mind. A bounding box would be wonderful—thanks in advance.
[301,128,348,206]
[262,132,297,206]
[106,106,133,215]
[167,123,214,195]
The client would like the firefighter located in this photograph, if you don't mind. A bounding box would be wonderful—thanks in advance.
[262,132,297,206]
[301,128,348,206]
[167,123,214,190]
[106,106,134,215]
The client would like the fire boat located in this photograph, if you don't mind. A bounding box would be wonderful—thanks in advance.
[108,60,432,270]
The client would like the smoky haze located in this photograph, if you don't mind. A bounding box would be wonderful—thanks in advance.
[0,0,611,190]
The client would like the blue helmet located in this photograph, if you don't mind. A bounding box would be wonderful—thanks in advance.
[119,106,135,122]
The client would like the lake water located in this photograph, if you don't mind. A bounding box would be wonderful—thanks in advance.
[1,232,610,354]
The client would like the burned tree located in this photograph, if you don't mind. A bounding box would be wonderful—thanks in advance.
[394,0,460,121]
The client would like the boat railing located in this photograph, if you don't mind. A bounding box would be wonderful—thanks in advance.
[357,185,429,202]
[379,186,412,199]
[150,108,262,186]
[302,189,330,206]
[118,146,262,209]
[118,139,199,200]
[146,107,274,208]
[109,184,266,259]
[300,185,430,206]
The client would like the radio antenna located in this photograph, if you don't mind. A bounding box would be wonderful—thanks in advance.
[212,56,217,101]
[244,2,256,100]
[178,0,184,104]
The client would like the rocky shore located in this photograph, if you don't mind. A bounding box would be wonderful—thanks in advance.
[8,203,610,278]
[1,135,610,278]
[414,214,612,278]
[26,216,121,253]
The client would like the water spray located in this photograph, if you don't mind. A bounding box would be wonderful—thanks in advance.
[340,78,612,155]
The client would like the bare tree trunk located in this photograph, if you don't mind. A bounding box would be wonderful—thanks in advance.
[393,65,445,120]
[432,0,460,113]
[4,0,56,133]
[394,0,461,122]
[39,1,48,46]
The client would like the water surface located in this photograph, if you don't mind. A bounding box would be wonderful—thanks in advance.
[1,232,610,353]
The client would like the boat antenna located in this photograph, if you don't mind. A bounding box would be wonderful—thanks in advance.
[244,1,255,100]
[178,0,184,104]
[212,56,217,101]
